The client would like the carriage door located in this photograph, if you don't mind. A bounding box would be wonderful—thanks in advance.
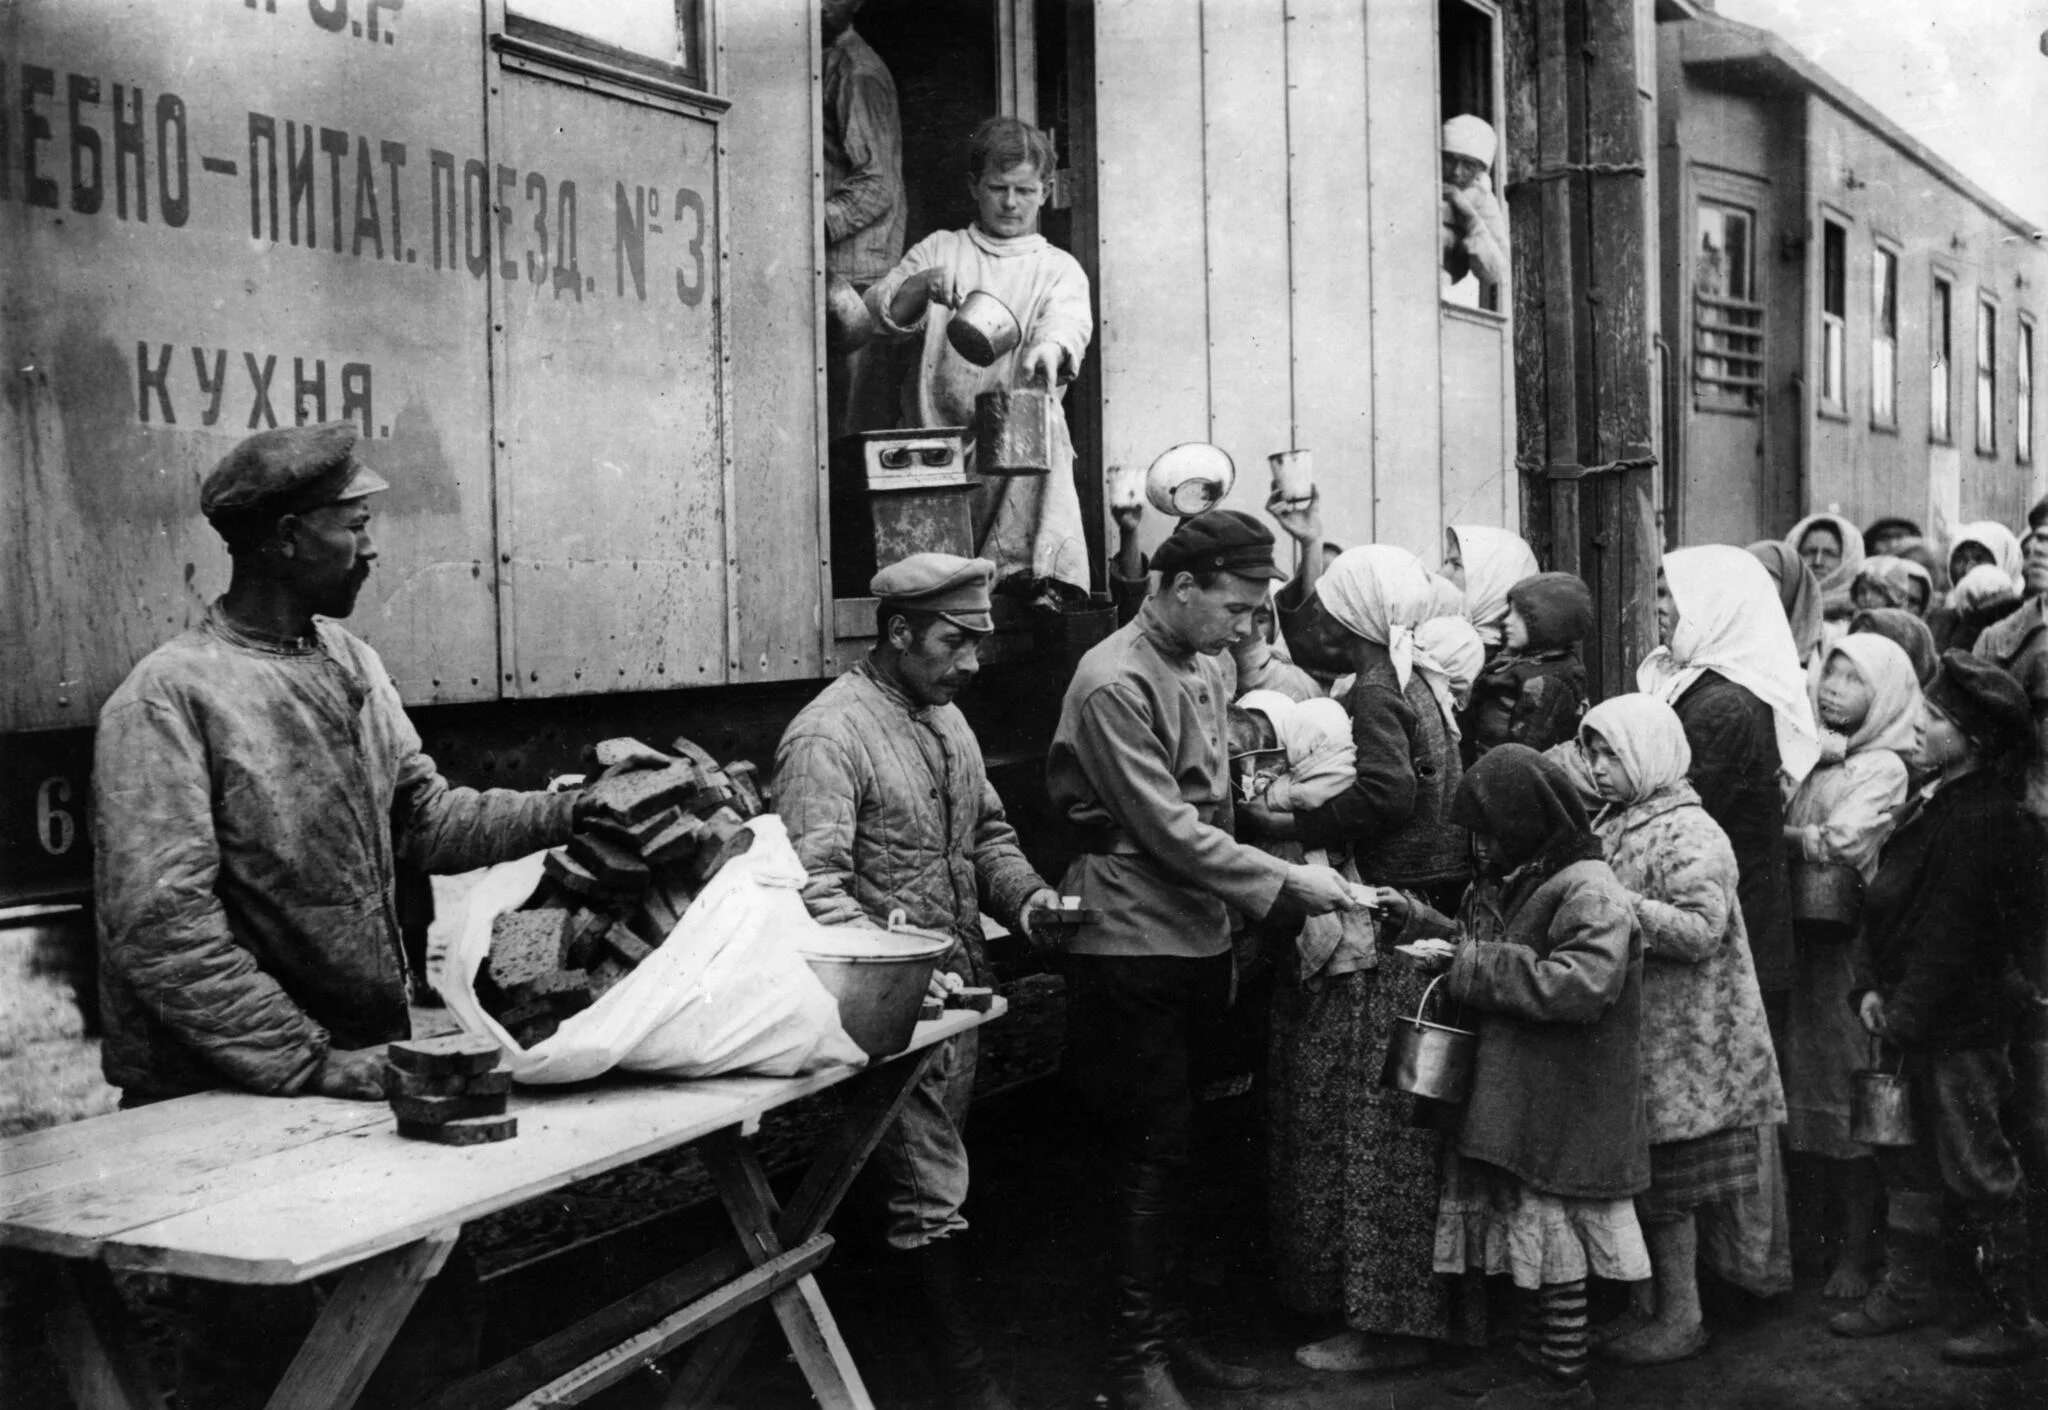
[486,4,735,698]
[1680,170,1772,547]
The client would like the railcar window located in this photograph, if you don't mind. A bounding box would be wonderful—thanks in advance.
[2020,317,2036,464]
[1870,245,1897,427]
[1439,0,1505,313]
[1693,201,1762,411]
[1820,221,1846,412]
[1977,296,1998,455]
[1930,277,1953,443]
[508,0,707,87]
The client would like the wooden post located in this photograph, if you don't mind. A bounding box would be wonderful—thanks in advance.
[1505,0,1659,699]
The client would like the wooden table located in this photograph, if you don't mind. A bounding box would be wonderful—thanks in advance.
[0,1002,1003,1410]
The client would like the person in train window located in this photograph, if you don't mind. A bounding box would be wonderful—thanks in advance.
[866,116,1094,613]
[821,0,906,439]
[1440,114,1511,309]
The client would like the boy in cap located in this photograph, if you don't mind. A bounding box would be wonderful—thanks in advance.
[93,422,605,1406]
[1836,653,2048,1364]
[1048,510,1358,1410]
[773,552,1060,1410]
[1441,113,1510,306]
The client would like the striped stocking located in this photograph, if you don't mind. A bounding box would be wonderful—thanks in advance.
[1536,1279,1590,1386]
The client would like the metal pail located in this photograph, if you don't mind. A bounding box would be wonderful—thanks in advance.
[1791,861,1863,932]
[1379,972,1476,1103]
[1849,1038,1914,1146]
[946,290,1022,367]
[974,386,1055,475]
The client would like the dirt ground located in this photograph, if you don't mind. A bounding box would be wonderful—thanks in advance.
[6,1077,2046,1409]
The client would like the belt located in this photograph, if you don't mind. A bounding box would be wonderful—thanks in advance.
[1080,807,1219,856]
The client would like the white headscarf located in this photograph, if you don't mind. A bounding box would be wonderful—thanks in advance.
[1637,544,1821,786]
[1238,691,1358,811]
[1580,693,1693,805]
[1949,562,2021,613]
[1784,512,1866,603]
[1947,521,2024,600]
[1414,615,1487,729]
[1315,545,1435,690]
[1448,525,1540,647]
[1817,634,1922,759]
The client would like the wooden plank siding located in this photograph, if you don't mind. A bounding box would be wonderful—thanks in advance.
[1093,0,1518,567]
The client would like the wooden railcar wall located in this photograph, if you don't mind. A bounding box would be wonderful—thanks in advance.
[1093,0,1517,563]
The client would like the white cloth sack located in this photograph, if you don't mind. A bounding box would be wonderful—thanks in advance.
[428,815,866,1084]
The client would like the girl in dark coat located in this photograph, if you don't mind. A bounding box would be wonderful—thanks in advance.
[1385,745,1648,1409]
[1639,547,1821,1026]
[1832,652,2047,1366]
[1462,572,1594,763]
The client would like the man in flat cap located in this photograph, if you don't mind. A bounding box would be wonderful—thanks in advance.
[1047,509,1358,1410]
[95,422,599,1106]
[772,552,1059,1410]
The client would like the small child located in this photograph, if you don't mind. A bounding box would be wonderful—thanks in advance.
[1462,572,1593,765]
[1832,653,2046,1364]
[1781,635,1921,1303]
[1386,745,1648,1407]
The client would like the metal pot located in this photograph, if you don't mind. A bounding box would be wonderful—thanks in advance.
[825,272,875,354]
[1849,1038,1914,1146]
[799,911,954,1059]
[974,385,1055,476]
[1379,972,1476,1103]
[946,290,1021,367]
[1791,860,1862,933]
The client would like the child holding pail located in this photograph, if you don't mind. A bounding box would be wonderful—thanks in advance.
[1832,652,2048,1365]
[1382,745,1649,1407]
[1781,635,1923,1304]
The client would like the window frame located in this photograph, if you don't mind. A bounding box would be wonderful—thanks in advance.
[1690,194,1765,414]
[1869,239,1898,430]
[2020,313,2037,466]
[1977,292,2000,457]
[1929,271,1954,445]
[1818,217,1848,418]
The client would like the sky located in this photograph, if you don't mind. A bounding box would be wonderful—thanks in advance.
[1712,0,2048,227]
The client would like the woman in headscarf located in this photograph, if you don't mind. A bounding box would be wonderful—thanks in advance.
[1255,544,1478,1374]
[1443,524,1541,657]
[1383,746,1648,1406]
[1747,542,1826,667]
[1641,546,1820,1044]
[1782,634,1923,1307]
[1850,556,1934,618]
[1785,512,1866,619]
[1573,696,1786,1366]
[1416,615,1487,720]
[1946,521,2025,593]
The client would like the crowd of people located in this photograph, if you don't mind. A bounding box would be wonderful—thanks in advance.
[1039,489,2048,1410]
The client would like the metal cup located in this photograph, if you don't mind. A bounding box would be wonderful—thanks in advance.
[1106,463,1145,511]
[1268,448,1315,503]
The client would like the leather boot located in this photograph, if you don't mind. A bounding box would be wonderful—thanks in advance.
[1831,1191,1944,1338]
[1108,1158,1193,1410]
[1943,1204,2048,1367]
[904,1238,1016,1410]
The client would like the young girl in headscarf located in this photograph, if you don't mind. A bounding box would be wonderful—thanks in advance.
[1462,572,1594,765]
[1572,696,1786,1366]
[1850,556,1934,618]
[1255,544,1478,1374]
[1443,524,1541,660]
[1748,542,1826,667]
[1833,653,2047,1365]
[1781,635,1923,1306]
[1384,746,1649,1407]
[1641,546,1821,1039]
[1785,512,1866,621]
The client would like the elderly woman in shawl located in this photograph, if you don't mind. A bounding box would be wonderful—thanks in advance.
[1643,546,1820,1042]
[1443,524,1541,658]
[1257,545,1478,1374]
[1782,634,1924,1305]
[1572,696,1788,1367]
[1748,542,1826,668]
[1786,512,1866,620]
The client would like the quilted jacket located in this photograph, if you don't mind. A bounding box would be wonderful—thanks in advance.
[773,657,1047,982]
[1594,784,1785,1144]
[94,607,576,1101]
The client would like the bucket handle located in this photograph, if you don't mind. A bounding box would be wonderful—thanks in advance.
[1410,971,1455,1025]
[1865,1034,1903,1076]
[886,908,908,932]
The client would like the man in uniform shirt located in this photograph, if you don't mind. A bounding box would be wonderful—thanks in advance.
[1048,510,1357,1410]
[774,553,1059,1410]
